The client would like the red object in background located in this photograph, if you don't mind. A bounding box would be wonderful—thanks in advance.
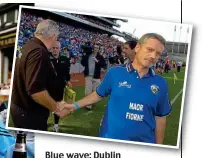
[71,58,76,64]
[165,56,170,65]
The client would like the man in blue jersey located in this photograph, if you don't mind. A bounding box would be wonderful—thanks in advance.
[57,33,172,144]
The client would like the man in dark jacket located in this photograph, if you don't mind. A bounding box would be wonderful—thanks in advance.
[49,41,72,132]
[81,44,106,110]
[109,45,124,66]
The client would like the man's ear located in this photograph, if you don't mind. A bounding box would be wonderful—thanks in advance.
[135,43,140,54]
[51,33,57,40]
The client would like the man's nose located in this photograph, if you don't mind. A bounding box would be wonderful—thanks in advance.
[150,51,156,59]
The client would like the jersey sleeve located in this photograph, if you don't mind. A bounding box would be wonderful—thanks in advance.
[96,68,113,97]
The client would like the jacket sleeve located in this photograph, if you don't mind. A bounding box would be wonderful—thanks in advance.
[98,55,107,68]
[81,55,85,66]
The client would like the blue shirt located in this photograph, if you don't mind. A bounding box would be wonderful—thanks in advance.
[96,63,171,143]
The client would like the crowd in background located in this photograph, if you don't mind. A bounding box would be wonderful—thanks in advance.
[17,11,185,74]
[18,11,123,59]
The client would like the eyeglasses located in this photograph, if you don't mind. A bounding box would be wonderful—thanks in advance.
[94,46,99,49]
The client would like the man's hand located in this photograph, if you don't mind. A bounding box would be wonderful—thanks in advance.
[55,108,70,118]
[55,91,102,118]
[56,101,66,111]
[67,81,72,88]
[55,102,75,118]
[63,103,75,112]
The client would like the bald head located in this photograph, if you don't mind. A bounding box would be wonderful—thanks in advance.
[51,41,61,58]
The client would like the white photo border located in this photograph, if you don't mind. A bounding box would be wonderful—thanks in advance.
[6,5,193,150]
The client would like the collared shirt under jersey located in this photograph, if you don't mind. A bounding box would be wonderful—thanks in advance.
[88,54,96,76]
[96,63,172,143]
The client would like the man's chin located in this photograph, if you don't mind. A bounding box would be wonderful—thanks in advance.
[142,64,151,69]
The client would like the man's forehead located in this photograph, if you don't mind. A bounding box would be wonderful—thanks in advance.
[143,38,164,49]
[53,42,60,47]
[143,38,161,43]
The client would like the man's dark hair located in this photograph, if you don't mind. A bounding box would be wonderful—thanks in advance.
[85,41,91,46]
[63,47,69,51]
[117,45,122,55]
[125,40,137,49]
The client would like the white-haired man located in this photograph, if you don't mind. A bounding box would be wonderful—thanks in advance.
[10,19,68,131]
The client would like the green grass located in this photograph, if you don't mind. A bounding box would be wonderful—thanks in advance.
[162,69,185,146]
[9,68,185,146]
[164,95,182,146]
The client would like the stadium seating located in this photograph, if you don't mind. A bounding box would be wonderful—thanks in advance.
[18,11,123,58]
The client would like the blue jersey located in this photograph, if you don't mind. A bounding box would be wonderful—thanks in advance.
[97,63,171,143]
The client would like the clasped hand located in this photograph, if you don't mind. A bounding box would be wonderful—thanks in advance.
[55,101,75,118]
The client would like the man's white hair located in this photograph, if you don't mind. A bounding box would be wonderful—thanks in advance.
[34,19,59,39]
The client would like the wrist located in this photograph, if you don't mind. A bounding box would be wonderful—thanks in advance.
[53,102,59,113]
[73,102,80,110]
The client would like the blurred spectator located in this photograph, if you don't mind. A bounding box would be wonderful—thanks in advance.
[0,81,10,90]
[122,40,137,63]
[81,44,106,110]
[177,61,182,72]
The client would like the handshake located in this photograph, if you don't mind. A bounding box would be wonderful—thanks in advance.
[54,101,76,118]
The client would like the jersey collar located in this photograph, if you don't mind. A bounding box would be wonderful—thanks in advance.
[126,63,156,77]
